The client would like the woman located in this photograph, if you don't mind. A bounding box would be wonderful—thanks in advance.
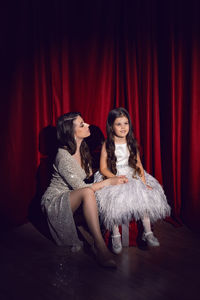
[41,112,127,268]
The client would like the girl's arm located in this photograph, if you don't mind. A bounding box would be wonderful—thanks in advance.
[136,151,146,184]
[136,152,152,189]
[99,142,116,178]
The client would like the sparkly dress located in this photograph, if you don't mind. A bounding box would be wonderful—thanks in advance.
[41,148,92,249]
[94,143,171,230]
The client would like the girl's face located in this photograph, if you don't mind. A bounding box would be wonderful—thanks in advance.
[73,115,90,140]
[112,115,129,138]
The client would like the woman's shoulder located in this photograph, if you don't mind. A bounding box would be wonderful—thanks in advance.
[55,148,80,172]
[56,147,72,161]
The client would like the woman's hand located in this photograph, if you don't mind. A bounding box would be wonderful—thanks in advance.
[91,175,128,192]
[108,175,128,185]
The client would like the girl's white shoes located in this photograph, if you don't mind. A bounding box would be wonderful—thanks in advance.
[112,234,123,254]
[142,231,160,247]
[111,231,159,254]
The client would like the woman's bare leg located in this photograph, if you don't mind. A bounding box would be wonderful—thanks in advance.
[70,188,108,252]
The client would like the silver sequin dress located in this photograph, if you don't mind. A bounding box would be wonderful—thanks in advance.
[41,148,92,249]
[94,143,171,230]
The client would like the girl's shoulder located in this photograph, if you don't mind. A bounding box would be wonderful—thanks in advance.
[101,141,107,153]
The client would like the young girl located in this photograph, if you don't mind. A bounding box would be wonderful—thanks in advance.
[94,107,171,254]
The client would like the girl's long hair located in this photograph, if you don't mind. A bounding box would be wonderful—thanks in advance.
[106,107,141,176]
[57,112,92,177]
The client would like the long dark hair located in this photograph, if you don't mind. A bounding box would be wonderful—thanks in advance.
[56,112,92,177]
[106,107,141,176]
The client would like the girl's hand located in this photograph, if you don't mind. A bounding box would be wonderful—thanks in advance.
[108,176,128,185]
[118,175,128,183]
[146,184,152,190]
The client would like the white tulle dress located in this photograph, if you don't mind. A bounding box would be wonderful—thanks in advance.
[94,143,171,230]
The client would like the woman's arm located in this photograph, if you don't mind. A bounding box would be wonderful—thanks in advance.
[99,142,116,178]
[91,176,127,192]
[56,154,92,190]
[56,149,125,192]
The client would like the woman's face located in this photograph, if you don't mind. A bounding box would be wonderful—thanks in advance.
[73,115,90,140]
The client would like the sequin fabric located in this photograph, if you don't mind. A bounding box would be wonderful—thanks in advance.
[41,148,92,249]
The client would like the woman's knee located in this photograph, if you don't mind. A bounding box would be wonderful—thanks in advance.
[81,188,98,206]
[82,187,95,198]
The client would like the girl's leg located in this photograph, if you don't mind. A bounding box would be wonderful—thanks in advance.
[142,215,151,233]
[141,215,160,247]
[70,188,113,256]
[112,225,120,236]
[112,225,122,254]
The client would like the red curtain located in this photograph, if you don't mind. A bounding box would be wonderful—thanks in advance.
[0,0,200,232]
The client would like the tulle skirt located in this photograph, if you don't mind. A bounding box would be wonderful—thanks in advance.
[94,167,171,230]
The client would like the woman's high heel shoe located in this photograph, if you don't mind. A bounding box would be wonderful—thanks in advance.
[92,246,117,268]
[97,255,117,268]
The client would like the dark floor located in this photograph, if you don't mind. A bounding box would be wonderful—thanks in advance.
[0,221,200,300]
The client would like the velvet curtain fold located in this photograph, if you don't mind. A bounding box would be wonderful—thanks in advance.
[0,0,199,232]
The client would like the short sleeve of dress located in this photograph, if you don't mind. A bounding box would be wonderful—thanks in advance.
[55,149,92,190]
